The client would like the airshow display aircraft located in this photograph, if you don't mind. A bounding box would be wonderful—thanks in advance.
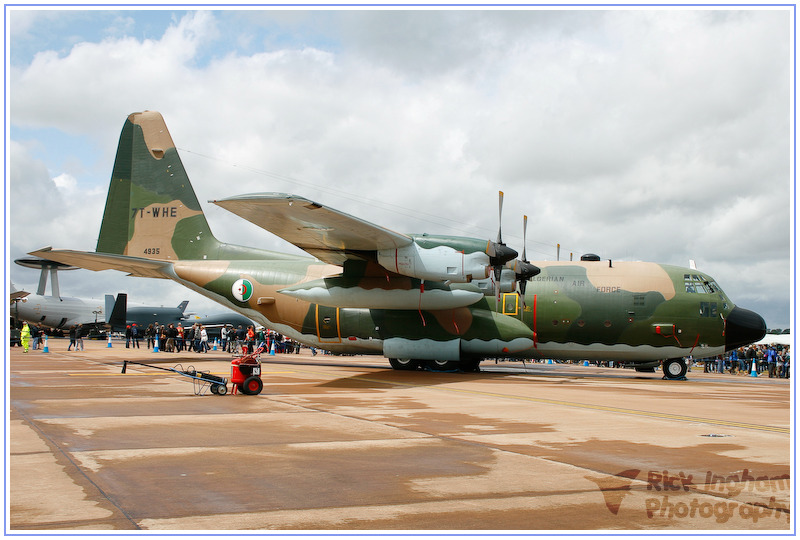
[11,257,241,334]
[30,111,767,379]
[11,258,106,331]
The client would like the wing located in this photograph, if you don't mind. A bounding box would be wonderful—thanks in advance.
[211,193,412,265]
[28,247,173,279]
[10,288,29,301]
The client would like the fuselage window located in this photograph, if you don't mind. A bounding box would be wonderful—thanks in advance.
[502,293,519,315]
[699,302,718,317]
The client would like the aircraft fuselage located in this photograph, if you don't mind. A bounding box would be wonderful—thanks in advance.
[167,256,736,363]
[12,294,105,330]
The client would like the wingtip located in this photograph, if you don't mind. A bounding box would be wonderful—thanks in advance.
[28,246,54,256]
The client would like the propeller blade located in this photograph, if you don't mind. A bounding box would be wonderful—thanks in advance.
[522,215,528,262]
[508,213,540,302]
[497,191,504,245]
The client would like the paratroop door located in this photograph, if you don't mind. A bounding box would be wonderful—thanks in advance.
[316,305,341,343]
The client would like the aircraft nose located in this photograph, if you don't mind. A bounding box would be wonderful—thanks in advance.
[725,306,767,351]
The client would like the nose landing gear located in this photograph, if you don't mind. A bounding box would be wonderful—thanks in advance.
[662,358,688,380]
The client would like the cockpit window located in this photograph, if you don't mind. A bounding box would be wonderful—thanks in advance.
[684,274,719,294]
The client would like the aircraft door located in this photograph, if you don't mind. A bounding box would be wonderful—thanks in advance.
[316,305,341,344]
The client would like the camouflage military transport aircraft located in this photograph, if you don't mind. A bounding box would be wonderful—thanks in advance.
[30,111,767,379]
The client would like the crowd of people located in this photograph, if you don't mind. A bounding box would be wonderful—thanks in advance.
[123,322,315,356]
[11,321,87,352]
[701,343,791,378]
[12,321,314,357]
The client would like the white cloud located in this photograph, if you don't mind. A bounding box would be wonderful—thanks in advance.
[52,172,77,191]
[10,141,105,252]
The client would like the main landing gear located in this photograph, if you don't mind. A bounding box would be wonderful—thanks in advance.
[662,358,688,380]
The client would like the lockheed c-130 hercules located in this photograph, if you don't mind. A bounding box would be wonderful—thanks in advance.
[30,111,767,379]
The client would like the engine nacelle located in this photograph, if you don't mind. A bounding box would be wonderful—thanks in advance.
[472,268,518,296]
[377,242,490,283]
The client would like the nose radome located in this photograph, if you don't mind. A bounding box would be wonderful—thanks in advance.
[725,306,767,351]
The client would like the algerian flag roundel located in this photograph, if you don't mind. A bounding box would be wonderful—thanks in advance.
[232,278,253,302]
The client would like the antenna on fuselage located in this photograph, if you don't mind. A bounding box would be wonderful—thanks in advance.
[14,258,79,299]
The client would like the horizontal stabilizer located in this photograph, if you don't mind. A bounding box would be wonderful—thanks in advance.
[28,247,174,279]
[10,283,29,301]
[211,193,412,265]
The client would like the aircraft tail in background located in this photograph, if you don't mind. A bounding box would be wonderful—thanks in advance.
[106,293,128,330]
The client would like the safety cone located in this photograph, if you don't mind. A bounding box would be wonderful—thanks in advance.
[42,336,49,353]
[750,358,758,377]
[213,338,218,351]
[154,336,160,353]
[107,335,113,348]
[270,341,276,356]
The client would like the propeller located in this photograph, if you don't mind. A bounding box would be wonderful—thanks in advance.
[487,191,518,280]
[508,215,540,300]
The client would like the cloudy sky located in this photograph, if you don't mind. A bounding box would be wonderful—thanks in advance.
[6,7,794,328]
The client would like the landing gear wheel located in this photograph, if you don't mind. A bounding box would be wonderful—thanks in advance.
[462,359,482,372]
[389,358,421,370]
[427,359,461,371]
[663,358,688,380]
[241,376,263,395]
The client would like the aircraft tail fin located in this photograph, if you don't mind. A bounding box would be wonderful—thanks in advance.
[96,111,222,261]
[177,300,189,313]
[106,293,128,331]
[105,294,114,323]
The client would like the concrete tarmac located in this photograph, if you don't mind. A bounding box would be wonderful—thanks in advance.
[9,339,791,532]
